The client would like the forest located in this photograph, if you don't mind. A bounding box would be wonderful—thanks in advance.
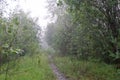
[0,0,120,80]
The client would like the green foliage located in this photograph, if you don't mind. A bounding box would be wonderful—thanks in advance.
[45,0,120,63]
[0,2,42,79]
[54,56,120,80]
[0,10,41,56]
[0,54,56,80]
[0,11,41,79]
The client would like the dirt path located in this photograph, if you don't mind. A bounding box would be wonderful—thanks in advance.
[49,55,67,80]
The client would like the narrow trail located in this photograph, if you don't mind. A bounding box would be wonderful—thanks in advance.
[48,55,67,80]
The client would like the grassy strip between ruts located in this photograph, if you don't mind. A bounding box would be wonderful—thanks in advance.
[54,56,120,80]
[0,53,56,80]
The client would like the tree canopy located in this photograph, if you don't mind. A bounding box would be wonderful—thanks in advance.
[45,0,120,63]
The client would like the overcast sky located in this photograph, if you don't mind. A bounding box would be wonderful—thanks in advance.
[5,0,57,47]
[7,0,52,28]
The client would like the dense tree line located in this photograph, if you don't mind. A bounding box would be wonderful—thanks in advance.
[0,1,42,79]
[0,0,41,66]
[45,0,120,64]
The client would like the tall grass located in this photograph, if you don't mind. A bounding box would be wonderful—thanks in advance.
[0,53,56,80]
[54,56,120,80]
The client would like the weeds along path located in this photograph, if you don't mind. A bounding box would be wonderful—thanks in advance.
[49,55,67,80]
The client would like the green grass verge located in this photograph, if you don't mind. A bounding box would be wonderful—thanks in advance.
[54,56,120,80]
[0,53,56,80]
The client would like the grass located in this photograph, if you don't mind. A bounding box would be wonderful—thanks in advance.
[54,56,120,80]
[0,53,56,80]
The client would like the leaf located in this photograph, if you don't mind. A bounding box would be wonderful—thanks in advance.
[2,44,9,48]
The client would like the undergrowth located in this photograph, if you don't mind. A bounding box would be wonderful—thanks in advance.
[0,53,56,80]
[54,56,120,80]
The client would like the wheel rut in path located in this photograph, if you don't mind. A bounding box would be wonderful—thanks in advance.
[49,55,68,80]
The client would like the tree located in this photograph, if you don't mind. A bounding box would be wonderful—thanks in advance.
[46,0,120,63]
